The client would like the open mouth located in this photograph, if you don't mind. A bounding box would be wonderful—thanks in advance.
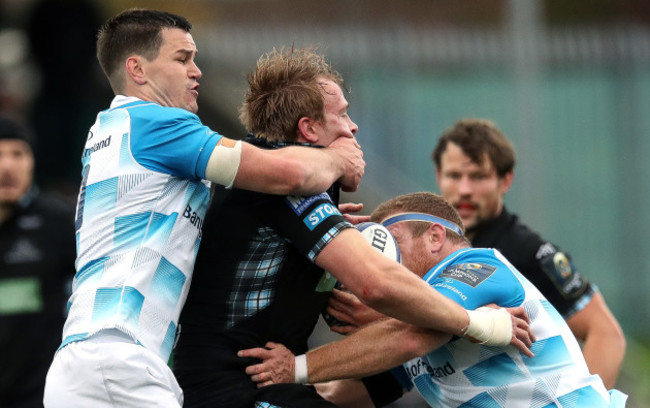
[455,203,476,217]
[456,202,475,211]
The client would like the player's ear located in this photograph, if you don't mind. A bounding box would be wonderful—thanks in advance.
[298,117,319,144]
[126,56,147,85]
[499,170,514,195]
[428,223,446,251]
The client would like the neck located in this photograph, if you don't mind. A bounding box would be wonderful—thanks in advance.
[465,229,477,241]
[427,242,469,274]
[465,206,504,241]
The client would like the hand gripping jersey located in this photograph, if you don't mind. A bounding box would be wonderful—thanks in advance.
[391,248,627,408]
[62,96,221,362]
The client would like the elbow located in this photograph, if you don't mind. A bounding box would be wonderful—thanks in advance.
[351,260,403,310]
[401,330,435,358]
[383,320,433,358]
[612,324,627,354]
[353,278,392,310]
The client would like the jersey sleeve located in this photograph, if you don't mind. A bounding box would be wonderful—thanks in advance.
[129,106,221,180]
[255,192,353,262]
[423,251,526,310]
[532,244,595,318]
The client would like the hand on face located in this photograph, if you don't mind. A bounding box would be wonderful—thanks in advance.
[329,136,364,192]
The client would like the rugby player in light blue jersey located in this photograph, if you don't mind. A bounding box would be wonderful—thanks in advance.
[240,192,627,408]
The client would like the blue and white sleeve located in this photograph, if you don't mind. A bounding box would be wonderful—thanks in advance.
[423,259,526,310]
[130,107,221,179]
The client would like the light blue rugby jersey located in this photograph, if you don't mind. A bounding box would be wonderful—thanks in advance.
[62,96,221,361]
[392,248,627,408]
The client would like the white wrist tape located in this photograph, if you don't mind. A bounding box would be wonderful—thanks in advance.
[294,354,308,384]
[464,307,512,347]
[205,140,242,189]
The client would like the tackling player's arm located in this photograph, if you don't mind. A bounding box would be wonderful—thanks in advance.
[307,318,449,383]
[241,317,449,385]
[205,137,364,195]
[314,228,533,352]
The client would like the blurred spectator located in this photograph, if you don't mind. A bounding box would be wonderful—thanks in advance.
[0,115,75,407]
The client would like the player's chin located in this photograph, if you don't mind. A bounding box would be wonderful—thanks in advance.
[457,213,476,229]
[0,188,22,203]
[186,101,199,113]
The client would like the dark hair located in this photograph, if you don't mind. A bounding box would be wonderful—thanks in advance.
[0,115,35,152]
[432,118,516,178]
[371,192,468,245]
[96,8,192,93]
[239,47,346,142]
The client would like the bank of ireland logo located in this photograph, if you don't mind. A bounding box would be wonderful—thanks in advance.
[303,203,338,230]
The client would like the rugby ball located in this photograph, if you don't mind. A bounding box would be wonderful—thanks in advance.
[323,222,401,327]
[356,222,401,264]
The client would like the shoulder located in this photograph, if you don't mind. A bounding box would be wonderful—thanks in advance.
[125,103,201,126]
[432,248,514,280]
[500,211,543,244]
[484,212,549,260]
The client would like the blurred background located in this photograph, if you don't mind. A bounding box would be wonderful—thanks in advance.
[1,0,649,406]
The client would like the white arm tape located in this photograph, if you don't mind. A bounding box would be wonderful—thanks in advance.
[294,354,308,384]
[205,140,242,189]
[464,307,512,347]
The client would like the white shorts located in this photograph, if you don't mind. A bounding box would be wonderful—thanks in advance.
[43,330,183,408]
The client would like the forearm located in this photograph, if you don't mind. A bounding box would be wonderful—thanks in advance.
[306,319,448,383]
[277,146,345,195]
[317,230,470,336]
[581,331,626,388]
[232,143,346,195]
[566,292,626,388]
[361,263,470,336]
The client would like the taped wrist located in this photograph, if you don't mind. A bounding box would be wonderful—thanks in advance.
[205,140,242,189]
[464,307,512,347]
[294,354,308,384]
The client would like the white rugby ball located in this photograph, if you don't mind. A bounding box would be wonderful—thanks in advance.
[356,222,401,264]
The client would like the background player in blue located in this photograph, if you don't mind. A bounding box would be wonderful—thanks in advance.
[174,48,533,408]
[432,118,625,388]
[43,9,366,408]
[240,192,628,407]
